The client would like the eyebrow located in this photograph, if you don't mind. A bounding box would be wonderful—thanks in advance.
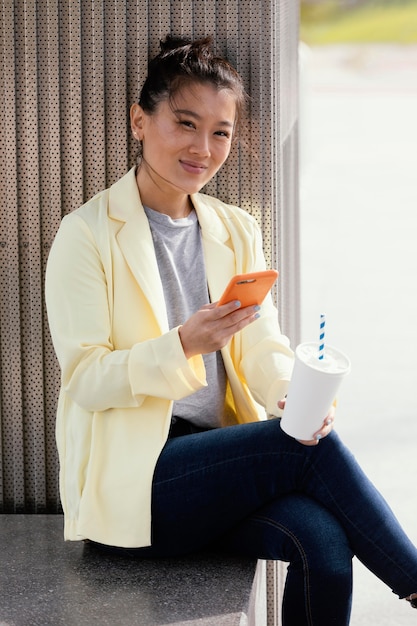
[174,108,234,128]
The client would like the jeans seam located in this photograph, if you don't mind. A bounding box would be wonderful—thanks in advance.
[251,513,314,626]
[307,457,416,595]
[153,450,304,486]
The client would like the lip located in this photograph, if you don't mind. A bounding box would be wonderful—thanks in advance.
[180,160,208,175]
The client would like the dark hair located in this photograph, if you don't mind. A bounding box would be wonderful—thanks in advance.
[139,35,247,136]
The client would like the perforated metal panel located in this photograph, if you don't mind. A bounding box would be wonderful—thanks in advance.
[1,1,299,528]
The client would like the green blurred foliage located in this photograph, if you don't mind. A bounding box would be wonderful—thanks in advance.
[300,0,417,43]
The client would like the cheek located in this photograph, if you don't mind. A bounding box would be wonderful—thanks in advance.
[214,143,232,166]
[154,117,180,142]
[143,124,177,160]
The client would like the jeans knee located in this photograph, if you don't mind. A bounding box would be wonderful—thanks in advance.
[262,494,353,575]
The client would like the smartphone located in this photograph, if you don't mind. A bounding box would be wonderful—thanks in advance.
[217,270,279,307]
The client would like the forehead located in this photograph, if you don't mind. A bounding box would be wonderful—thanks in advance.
[167,83,237,121]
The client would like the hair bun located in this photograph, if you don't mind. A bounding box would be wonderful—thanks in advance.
[159,34,214,56]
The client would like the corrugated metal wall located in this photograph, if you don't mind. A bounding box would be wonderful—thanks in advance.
[1,0,299,526]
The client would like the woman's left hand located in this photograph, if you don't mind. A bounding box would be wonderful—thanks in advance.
[277,399,336,446]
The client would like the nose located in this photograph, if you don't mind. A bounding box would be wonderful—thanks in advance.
[190,131,211,157]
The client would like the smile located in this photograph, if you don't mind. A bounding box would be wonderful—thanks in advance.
[180,160,208,174]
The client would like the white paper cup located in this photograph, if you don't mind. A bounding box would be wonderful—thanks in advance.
[280,342,351,440]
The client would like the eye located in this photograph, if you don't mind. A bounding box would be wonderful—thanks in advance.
[215,130,231,139]
[179,120,195,130]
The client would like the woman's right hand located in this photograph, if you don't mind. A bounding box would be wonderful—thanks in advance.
[178,301,260,358]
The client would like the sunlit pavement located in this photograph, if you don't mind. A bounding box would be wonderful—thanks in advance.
[299,44,417,625]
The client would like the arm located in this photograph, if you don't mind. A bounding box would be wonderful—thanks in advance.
[239,298,295,415]
[45,213,207,413]
[230,219,295,414]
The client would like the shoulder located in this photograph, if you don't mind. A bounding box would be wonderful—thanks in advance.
[63,188,109,227]
[61,167,138,230]
[192,192,260,230]
[49,187,113,265]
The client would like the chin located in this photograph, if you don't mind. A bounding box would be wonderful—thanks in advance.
[175,180,206,195]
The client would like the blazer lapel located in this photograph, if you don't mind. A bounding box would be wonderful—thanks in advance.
[108,169,168,332]
[192,194,237,304]
[107,171,239,332]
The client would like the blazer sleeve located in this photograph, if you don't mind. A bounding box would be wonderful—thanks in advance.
[234,219,295,415]
[239,300,294,416]
[45,212,206,413]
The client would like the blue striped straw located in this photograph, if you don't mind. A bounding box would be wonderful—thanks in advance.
[318,313,326,360]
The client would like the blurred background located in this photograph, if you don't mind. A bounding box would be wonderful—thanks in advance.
[298,1,417,624]
[300,0,417,45]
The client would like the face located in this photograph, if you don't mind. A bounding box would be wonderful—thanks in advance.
[131,83,236,211]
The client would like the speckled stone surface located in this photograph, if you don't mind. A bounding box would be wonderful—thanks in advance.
[0,515,257,626]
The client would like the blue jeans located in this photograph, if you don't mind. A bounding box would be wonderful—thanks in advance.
[113,419,417,625]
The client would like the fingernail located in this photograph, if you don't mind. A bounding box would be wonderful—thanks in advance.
[315,434,322,441]
[254,313,260,319]
[235,300,241,307]
[254,305,261,312]
[325,418,332,426]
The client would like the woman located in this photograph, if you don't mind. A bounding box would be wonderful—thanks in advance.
[45,35,417,625]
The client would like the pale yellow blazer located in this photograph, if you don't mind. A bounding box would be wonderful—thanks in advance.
[45,167,294,548]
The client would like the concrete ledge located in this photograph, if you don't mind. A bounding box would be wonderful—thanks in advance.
[0,515,261,626]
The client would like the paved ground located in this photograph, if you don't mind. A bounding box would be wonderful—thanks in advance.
[299,44,417,625]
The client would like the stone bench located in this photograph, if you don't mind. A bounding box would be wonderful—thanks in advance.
[0,515,275,626]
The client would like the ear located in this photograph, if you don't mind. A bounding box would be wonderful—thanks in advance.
[130,103,146,141]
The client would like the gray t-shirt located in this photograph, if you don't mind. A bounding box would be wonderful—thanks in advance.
[144,206,227,428]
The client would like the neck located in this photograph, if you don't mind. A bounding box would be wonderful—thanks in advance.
[136,163,192,219]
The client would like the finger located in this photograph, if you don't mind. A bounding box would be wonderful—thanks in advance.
[297,437,320,447]
[214,299,241,311]
[297,407,336,447]
[211,305,260,336]
[277,398,286,410]
[216,298,262,314]
[195,300,245,323]
[324,406,336,428]
[312,419,334,442]
[200,302,218,311]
